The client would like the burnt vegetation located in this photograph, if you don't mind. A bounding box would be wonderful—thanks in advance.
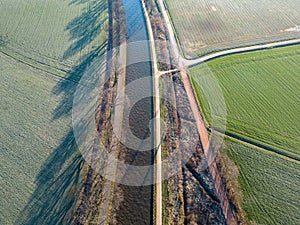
[160,74,227,224]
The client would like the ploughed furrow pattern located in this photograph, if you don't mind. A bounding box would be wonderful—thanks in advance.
[164,0,300,57]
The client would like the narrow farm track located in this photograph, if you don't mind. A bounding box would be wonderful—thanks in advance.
[141,1,162,224]
[185,39,300,67]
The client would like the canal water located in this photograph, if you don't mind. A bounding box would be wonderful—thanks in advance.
[113,0,154,224]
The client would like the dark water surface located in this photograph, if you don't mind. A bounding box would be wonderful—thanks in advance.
[114,0,154,224]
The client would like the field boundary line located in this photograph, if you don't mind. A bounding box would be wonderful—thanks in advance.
[212,128,300,162]
[185,39,300,67]
[0,49,79,83]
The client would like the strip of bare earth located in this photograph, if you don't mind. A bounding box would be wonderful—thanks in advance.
[180,69,236,224]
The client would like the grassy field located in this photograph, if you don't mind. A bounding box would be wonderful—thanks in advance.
[191,45,300,159]
[190,45,300,224]
[224,138,300,225]
[0,0,107,71]
[0,0,107,224]
[164,0,300,58]
[0,54,82,225]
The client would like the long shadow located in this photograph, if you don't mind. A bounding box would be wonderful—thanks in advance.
[15,0,108,224]
[14,131,84,225]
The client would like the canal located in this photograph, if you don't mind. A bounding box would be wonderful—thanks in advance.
[113,0,154,224]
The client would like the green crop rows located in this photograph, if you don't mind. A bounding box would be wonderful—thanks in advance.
[191,45,300,158]
[225,138,300,225]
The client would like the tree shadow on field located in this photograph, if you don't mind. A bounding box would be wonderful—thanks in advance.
[14,131,84,225]
[15,0,108,224]
[53,0,107,120]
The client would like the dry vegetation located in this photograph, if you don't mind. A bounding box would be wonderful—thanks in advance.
[71,0,128,224]
[145,0,174,71]
[159,74,233,224]
[145,1,242,223]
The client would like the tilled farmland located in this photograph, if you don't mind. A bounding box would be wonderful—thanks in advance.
[164,0,300,58]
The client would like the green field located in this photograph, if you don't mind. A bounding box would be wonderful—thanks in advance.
[191,45,300,159]
[164,0,300,58]
[0,0,107,224]
[190,45,300,224]
[224,138,300,225]
[0,54,82,225]
[0,0,107,72]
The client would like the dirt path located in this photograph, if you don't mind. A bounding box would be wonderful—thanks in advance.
[180,69,236,224]
[141,1,162,225]
[185,39,300,67]
[180,70,209,153]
